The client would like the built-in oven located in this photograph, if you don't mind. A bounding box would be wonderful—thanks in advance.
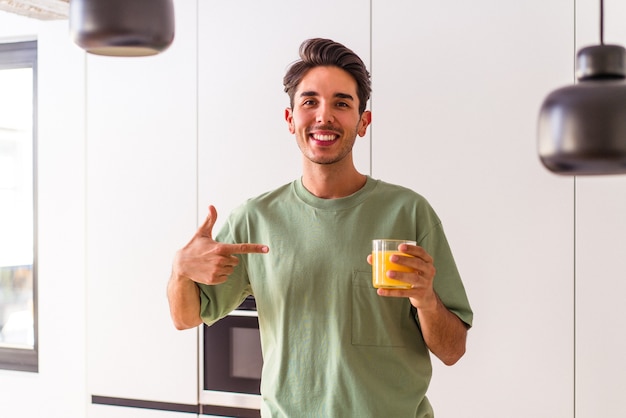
[200,295,262,417]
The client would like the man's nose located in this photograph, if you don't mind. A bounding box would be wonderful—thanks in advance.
[316,104,334,124]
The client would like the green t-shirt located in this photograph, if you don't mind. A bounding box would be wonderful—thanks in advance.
[198,176,473,417]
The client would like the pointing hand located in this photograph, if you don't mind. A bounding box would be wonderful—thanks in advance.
[173,205,269,285]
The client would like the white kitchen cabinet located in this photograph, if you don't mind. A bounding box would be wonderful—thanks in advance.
[372,1,575,416]
[575,2,626,417]
[85,0,199,407]
[3,0,626,417]
[197,0,371,231]
[575,177,626,418]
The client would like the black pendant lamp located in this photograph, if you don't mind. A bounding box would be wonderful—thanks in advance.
[69,0,175,57]
[538,0,626,175]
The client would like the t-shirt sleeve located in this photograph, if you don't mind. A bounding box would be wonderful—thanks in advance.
[417,209,473,328]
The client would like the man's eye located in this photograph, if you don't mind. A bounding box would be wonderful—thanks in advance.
[303,100,316,106]
[337,102,349,108]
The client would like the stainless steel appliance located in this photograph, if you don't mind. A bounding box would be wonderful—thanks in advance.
[200,295,262,417]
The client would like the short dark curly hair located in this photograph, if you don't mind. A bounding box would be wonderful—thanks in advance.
[283,38,371,115]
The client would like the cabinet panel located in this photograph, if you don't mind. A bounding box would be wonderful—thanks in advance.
[575,1,626,417]
[576,178,626,418]
[197,0,371,231]
[86,0,198,405]
[372,1,575,416]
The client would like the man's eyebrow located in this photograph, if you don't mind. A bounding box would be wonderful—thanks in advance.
[298,91,355,101]
[335,93,354,101]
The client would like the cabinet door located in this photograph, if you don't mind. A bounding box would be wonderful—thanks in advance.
[86,0,199,405]
[372,1,575,416]
[576,177,626,418]
[197,0,371,231]
[575,2,626,417]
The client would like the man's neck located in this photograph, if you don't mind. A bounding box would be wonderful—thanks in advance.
[301,162,367,199]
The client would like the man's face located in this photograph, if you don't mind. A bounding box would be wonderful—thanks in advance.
[285,66,371,166]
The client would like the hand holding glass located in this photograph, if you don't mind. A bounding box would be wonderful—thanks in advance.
[372,239,416,289]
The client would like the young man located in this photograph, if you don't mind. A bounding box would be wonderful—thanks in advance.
[168,38,473,417]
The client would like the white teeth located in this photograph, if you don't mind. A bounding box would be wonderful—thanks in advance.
[313,134,336,141]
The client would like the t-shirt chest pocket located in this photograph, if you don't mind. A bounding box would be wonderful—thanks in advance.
[351,270,418,347]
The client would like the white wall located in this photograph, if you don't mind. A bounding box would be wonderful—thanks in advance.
[1,0,626,417]
[0,12,88,418]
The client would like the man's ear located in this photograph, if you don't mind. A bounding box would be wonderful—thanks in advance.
[285,108,295,134]
[357,110,372,137]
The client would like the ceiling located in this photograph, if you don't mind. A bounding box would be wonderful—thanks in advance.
[0,0,68,20]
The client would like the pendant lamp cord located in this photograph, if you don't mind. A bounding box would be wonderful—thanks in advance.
[600,0,604,45]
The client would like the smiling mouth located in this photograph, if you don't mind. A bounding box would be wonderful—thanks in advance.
[311,133,338,142]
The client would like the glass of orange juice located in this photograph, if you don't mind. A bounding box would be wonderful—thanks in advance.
[372,239,416,289]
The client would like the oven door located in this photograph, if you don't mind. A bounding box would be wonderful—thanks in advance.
[200,307,262,411]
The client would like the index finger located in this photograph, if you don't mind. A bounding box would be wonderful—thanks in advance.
[399,243,433,263]
[221,242,270,255]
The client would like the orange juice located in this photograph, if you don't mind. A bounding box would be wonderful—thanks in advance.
[372,250,414,289]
